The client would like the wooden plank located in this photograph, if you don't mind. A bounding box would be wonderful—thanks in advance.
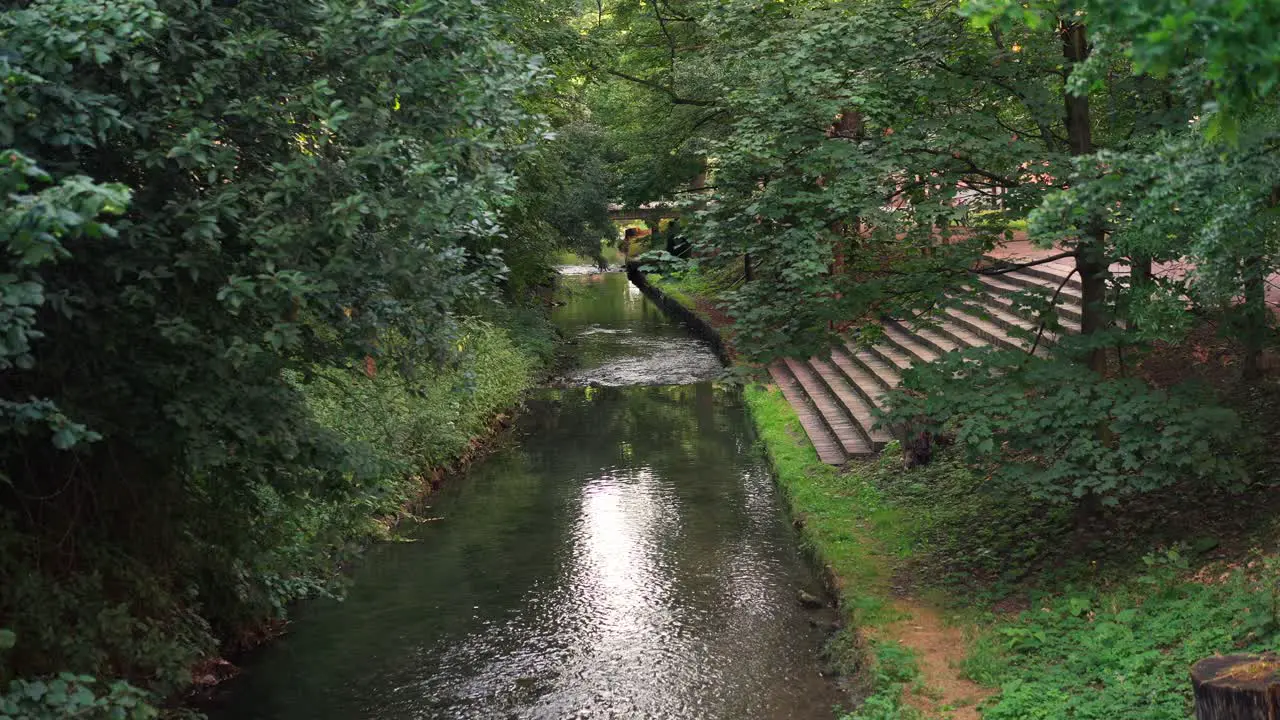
[839,343,901,394]
[784,358,872,457]
[808,358,891,449]
[768,363,848,465]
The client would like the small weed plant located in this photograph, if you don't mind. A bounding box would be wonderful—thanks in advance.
[971,548,1280,719]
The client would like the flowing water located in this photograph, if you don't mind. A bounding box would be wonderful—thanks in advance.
[213,271,843,719]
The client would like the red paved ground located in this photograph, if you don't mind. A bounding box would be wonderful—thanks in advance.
[988,238,1280,315]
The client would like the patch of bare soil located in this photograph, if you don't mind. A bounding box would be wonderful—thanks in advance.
[877,600,991,720]
[1134,321,1249,391]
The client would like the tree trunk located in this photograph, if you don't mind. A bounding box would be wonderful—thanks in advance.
[1191,654,1280,719]
[1061,22,1093,157]
[1077,240,1110,373]
[744,252,753,282]
[1129,255,1152,331]
[1242,252,1266,380]
[1061,20,1109,374]
[828,109,864,277]
[1132,255,1153,285]
[691,156,708,191]
[1242,189,1279,380]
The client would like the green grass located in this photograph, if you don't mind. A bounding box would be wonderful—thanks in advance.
[301,315,550,520]
[554,241,624,267]
[969,551,1280,719]
[648,274,698,312]
[743,384,921,716]
[659,269,1280,720]
[744,378,1280,720]
[745,384,903,623]
[649,262,743,305]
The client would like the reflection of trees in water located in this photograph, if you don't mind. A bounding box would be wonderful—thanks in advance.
[554,273,722,385]
[526,383,776,582]
[410,384,754,610]
[527,384,741,472]
[220,383,824,719]
[553,274,685,339]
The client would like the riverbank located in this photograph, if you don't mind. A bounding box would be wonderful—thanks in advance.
[210,266,843,719]
[627,264,733,364]
[632,266,1280,719]
[0,301,562,718]
[215,307,562,657]
[632,267,984,717]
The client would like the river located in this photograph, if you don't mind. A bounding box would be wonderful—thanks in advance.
[212,270,843,719]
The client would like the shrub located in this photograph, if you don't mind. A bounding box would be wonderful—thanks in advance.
[0,0,553,703]
[878,347,1245,506]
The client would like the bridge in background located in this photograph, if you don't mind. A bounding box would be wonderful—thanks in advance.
[607,202,683,222]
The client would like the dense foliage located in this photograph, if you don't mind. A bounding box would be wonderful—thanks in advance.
[595,2,1280,716]
[8,0,1280,714]
[888,347,1244,504]
[0,0,612,712]
[578,0,1280,508]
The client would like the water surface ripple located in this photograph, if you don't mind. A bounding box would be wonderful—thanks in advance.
[553,273,723,386]
[213,271,840,719]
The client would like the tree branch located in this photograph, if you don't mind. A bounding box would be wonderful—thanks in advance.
[900,146,1022,188]
[935,59,1061,152]
[1027,266,1079,358]
[689,108,727,131]
[598,67,719,107]
[645,0,678,83]
[974,251,1077,276]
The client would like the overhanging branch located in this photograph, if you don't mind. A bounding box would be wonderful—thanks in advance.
[599,67,719,107]
[973,251,1076,276]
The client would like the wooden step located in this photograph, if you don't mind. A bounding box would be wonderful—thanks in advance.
[783,358,873,457]
[808,357,891,449]
[884,318,969,356]
[865,337,915,373]
[880,321,947,364]
[972,283,1084,331]
[974,274,1083,322]
[1012,262,1084,291]
[829,346,891,410]
[768,362,848,465]
[842,341,903,393]
[908,315,987,352]
[987,266,1084,302]
[770,258,1094,460]
[949,296,1061,348]
[938,306,1040,354]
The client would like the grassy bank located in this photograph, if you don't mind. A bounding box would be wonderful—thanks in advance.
[743,386,900,624]
[744,385,961,719]
[746,381,1280,719]
[638,267,1280,719]
[300,311,556,526]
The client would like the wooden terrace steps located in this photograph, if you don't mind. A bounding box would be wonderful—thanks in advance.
[770,262,1082,465]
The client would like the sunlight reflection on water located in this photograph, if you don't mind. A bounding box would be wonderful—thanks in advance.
[210,271,840,720]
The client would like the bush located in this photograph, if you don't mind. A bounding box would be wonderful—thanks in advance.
[878,347,1245,506]
[972,551,1280,719]
[0,0,556,704]
[302,318,543,503]
[864,449,1075,590]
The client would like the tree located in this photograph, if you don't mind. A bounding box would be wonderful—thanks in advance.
[603,0,1255,506]
[0,0,549,695]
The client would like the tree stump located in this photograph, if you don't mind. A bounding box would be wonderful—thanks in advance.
[1191,653,1280,719]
